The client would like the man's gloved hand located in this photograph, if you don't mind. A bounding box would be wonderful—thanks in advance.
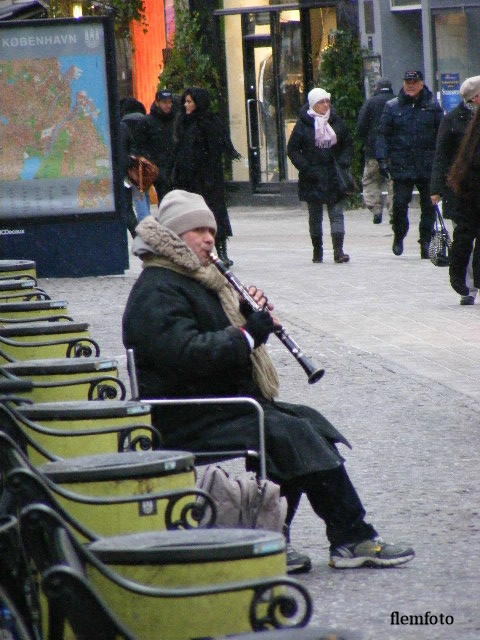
[378,160,391,180]
[239,299,254,319]
[243,310,275,348]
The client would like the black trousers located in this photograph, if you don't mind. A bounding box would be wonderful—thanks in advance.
[392,178,435,244]
[282,465,377,550]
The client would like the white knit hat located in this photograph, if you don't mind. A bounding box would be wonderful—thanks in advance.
[460,76,480,102]
[308,87,331,109]
[155,190,217,236]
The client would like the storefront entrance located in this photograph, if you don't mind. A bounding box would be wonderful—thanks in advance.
[215,3,337,192]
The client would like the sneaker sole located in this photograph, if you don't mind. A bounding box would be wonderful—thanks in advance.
[287,559,312,575]
[329,552,415,569]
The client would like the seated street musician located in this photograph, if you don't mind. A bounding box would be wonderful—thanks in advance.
[122,189,415,573]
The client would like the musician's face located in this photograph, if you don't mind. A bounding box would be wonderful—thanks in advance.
[180,227,216,265]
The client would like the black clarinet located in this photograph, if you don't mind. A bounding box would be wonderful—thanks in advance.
[210,253,325,384]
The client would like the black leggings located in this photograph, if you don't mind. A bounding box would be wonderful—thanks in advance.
[282,465,377,549]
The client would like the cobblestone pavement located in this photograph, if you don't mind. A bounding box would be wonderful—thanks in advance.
[40,203,480,640]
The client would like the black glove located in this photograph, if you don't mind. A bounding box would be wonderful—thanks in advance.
[239,299,254,319]
[378,160,391,180]
[243,310,275,348]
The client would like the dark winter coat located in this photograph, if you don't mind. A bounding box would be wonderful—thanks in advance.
[430,102,473,220]
[119,111,146,179]
[376,87,443,180]
[357,87,395,159]
[287,104,354,204]
[172,88,240,239]
[122,265,348,483]
[449,144,480,290]
[134,103,176,185]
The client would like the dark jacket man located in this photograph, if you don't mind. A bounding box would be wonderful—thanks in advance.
[122,188,414,571]
[375,70,443,257]
[430,101,473,221]
[134,90,176,203]
[376,85,443,180]
[357,80,394,159]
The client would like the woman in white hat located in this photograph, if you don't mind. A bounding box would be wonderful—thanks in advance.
[287,87,354,263]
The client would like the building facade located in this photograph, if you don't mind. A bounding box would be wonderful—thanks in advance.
[358,0,480,111]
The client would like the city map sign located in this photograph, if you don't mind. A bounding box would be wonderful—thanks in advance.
[0,18,119,220]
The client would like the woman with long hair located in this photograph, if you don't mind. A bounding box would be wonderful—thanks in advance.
[172,87,241,267]
[447,107,480,301]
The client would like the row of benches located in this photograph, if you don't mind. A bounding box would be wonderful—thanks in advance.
[0,258,361,640]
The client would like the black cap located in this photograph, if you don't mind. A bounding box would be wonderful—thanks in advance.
[155,89,173,100]
[403,70,423,82]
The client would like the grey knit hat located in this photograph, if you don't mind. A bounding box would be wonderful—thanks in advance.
[460,76,480,102]
[155,190,217,236]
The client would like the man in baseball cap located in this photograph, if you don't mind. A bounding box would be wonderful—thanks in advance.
[376,68,443,257]
[134,89,177,206]
[403,70,424,83]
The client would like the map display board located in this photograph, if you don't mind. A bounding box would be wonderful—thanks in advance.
[0,19,119,219]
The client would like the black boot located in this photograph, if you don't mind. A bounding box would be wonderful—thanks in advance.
[392,235,404,256]
[332,233,350,263]
[215,239,233,267]
[310,234,323,263]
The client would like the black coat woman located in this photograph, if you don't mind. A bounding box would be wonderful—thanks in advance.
[287,87,354,263]
[447,105,480,300]
[172,87,240,267]
[430,76,480,305]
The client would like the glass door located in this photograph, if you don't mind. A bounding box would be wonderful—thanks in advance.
[219,5,337,191]
[242,10,303,191]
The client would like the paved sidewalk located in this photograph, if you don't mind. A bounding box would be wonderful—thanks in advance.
[41,203,480,640]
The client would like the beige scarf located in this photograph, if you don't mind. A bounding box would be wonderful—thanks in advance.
[135,217,279,399]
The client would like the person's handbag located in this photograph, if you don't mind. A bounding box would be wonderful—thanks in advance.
[429,204,452,267]
[127,155,160,194]
[333,158,357,196]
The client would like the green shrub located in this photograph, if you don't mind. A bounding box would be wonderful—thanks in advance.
[159,0,221,110]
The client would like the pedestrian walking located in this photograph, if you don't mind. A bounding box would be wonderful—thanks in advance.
[133,89,177,205]
[430,75,480,305]
[287,87,353,264]
[172,87,240,268]
[446,97,480,302]
[119,97,151,237]
[376,70,443,257]
[357,78,394,224]
[122,188,415,573]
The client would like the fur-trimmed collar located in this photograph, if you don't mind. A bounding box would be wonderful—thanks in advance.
[132,215,201,272]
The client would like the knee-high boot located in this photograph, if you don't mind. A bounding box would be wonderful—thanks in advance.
[310,234,323,263]
[332,233,350,263]
[215,239,233,267]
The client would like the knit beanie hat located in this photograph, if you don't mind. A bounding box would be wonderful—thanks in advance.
[460,76,480,102]
[308,87,331,109]
[155,190,217,236]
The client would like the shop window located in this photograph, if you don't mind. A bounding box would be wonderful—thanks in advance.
[364,1,374,34]
[310,7,337,85]
[434,9,480,110]
[390,0,421,9]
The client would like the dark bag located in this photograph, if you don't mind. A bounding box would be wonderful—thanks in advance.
[333,159,357,197]
[429,204,452,267]
[127,155,160,193]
